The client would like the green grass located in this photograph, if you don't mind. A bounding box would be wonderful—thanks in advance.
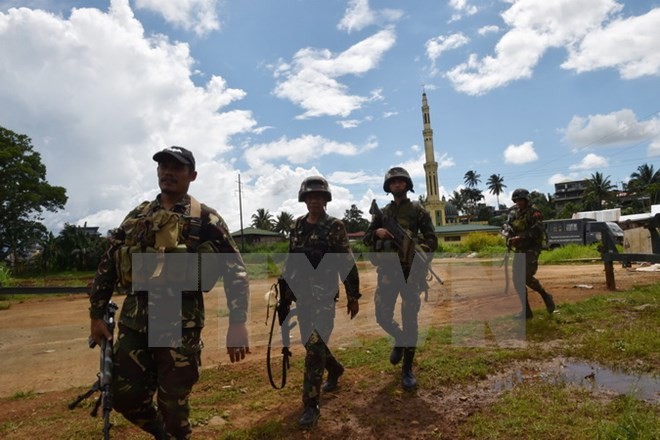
[463,383,659,440]
[1,280,658,439]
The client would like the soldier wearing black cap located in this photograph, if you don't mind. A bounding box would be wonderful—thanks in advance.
[89,146,250,439]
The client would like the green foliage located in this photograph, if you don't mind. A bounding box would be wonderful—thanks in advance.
[538,243,601,264]
[250,208,275,231]
[463,232,505,252]
[0,126,67,264]
[342,204,369,233]
[0,262,11,285]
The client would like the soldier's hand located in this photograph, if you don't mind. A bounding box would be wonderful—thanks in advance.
[375,228,393,240]
[347,298,359,319]
[90,318,112,346]
[226,323,250,363]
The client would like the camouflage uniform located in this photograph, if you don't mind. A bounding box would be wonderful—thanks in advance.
[89,194,249,439]
[364,199,437,349]
[284,212,360,409]
[505,202,555,318]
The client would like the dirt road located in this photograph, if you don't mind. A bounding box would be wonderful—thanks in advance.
[0,260,657,397]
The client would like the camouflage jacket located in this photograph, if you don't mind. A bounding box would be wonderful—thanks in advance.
[505,205,545,252]
[284,212,360,301]
[363,198,438,263]
[89,194,249,331]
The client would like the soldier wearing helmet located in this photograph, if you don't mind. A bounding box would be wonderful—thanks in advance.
[363,167,437,391]
[283,176,360,428]
[505,188,556,319]
[382,167,414,194]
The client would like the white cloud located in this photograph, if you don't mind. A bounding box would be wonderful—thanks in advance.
[478,25,500,36]
[562,8,660,78]
[0,1,255,233]
[326,170,382,186]
[272,28,396,118]
[438,152,456,169]
[243,135,378,170]
[448,0,478,22]
[548,173,582,185]
[562,109,660,156]
[503,141,539,164]
[134,0,220,36]
[425,33,469,73]
[337,0,403,33]
[569,153,609,170]
[446,0,622,95]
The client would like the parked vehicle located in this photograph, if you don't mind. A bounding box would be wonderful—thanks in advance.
[544,218,624,249]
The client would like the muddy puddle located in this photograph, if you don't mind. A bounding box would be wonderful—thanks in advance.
[492,358,660,403]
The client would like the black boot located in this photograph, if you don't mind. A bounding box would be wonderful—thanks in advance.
[322,362,344,392]
[298,402,320,428]
[541,291,555,314]
[390,346,404,365]
[401,348,417,391]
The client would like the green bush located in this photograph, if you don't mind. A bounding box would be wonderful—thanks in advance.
[0,262,11,286]
[539,243,601,264]
[463,232,506,252]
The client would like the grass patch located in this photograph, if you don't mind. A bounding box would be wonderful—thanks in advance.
[462,382,659,440]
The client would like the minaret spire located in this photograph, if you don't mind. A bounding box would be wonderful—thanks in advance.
[421,91,446,227]
[422,91,439,202]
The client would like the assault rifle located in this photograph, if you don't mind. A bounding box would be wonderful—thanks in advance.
[369,199,443,287]
[501,223,513,295]
[69,301,118,440]
[265,277,296,389]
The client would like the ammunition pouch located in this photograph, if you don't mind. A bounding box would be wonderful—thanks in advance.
[115,198,202,290]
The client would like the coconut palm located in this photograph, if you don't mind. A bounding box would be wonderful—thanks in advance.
[486,174,506,209]
[250,208,275,231]
[463,170,481,188]
[628,163,660,208]
[583,172,616,210]
[273,211,294,237]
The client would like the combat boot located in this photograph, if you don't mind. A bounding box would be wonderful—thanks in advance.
[389,346,404,365]
[541,291,556,314]
[322,363,344,392]
[298,403,320,428]
[401,348,417,391]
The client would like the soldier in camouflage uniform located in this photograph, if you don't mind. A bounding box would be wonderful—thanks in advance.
[282,176,360,428]
[504,188,556,319]
[363,167,437,391]
[89,146,250,439]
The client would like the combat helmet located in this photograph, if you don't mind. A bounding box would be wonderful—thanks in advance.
[383,167,414,193]
[298,176,332,202]
[511,188,530,201]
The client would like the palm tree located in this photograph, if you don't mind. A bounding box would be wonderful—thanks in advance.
[463,170,481,188]
[583,172,615,210]
[273,211,294,237]
[448,190,467,215]
[486,174,506,209]
[628,163,660,209]
[250,208,275,231]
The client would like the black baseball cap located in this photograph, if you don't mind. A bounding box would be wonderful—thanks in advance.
[153,146,196,170]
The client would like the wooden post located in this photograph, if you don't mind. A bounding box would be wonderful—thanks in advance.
[604,260,616,291]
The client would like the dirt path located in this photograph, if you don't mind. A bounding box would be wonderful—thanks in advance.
[0,261,657,397]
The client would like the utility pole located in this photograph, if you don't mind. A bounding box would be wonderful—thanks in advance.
[238,173,245,252]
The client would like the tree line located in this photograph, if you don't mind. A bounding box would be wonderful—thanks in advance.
[2,125,658,273]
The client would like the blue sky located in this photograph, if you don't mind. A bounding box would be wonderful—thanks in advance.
[0,0,658,234]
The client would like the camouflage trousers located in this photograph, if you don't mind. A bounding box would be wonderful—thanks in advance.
[112,324,202,439]
[374,267,423,348]
[512,250,547,313]
[296,299,341,407]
